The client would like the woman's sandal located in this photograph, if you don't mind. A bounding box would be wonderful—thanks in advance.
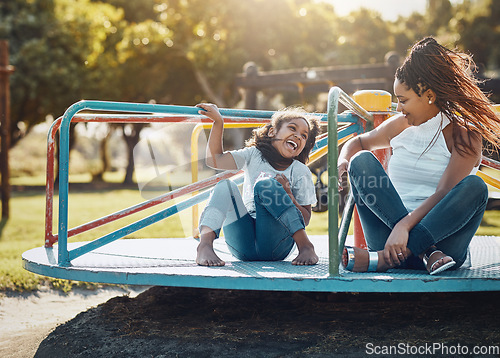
[342,246,379,272]
[422,246,456,275]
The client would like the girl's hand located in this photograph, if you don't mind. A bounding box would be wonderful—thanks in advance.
[383,222,409,267]
[275,173,312,225]
[275,174,292,195]
[196,103,223,124]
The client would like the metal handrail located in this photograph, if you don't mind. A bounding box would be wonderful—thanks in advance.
[53,101,332,266]
[326,87,382,276]
[49,95,372,269]
[337,90,374,124]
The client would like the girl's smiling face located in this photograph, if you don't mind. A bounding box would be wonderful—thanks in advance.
[394,78,439,126]
[269,117,309,159]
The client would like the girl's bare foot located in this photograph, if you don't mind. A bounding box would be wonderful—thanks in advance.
[196,228,225,266]
[291,230,319,265]
[196,242,225,266]
[292,244,319,265]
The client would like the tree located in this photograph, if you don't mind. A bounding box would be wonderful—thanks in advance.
[427,0,453,35]
[453,0,500,71]
[333,8,391,65]
[0,0,126,145]
[4,0,499,187]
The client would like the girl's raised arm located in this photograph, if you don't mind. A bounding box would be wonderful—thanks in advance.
[197,103,238,170]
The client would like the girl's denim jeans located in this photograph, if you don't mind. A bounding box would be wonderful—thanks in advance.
[198,178,305,261]
[348,151,488,269]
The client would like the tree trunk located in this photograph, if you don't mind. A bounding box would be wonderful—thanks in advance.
[192,67,227,107]
[0,40,13,219]
[92,125,111,182]
[122,123,145,185]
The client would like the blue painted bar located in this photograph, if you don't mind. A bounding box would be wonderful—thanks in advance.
[58,102,88,266]
[337,112,365,124]
[338,193,355,262]
[68,191,208,262]
[314,123,362,151]
[68,176,244,262]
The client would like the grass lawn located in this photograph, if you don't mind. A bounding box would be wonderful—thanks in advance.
[1,185,499,292]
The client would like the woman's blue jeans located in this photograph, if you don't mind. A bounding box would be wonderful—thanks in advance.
[198,178,305,261]
[348,151,488,269]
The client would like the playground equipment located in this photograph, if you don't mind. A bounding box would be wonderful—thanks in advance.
[22,87,500,292]
[236,53,401,108]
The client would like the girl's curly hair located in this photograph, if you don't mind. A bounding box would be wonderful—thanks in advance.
[396,37,500,156]
[246,107,320,169]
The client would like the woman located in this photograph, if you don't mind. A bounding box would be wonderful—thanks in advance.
[339,37,500,275]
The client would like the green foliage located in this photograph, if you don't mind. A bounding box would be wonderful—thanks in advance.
[334,8,391,65]
[1,0,499,185]
[2,0,499,143]
[452,0,500,70]
[1,0,127,145]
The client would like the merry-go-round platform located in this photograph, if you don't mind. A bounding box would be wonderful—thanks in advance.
[22,234,500,293]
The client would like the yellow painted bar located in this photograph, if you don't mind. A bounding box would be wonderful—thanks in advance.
[477,170,500,190]
[308,133,353,165]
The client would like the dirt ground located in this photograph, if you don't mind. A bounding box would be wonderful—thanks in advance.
[6,286,496,358]
[0,285,146,358]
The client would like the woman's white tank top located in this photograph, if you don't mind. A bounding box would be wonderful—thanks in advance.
[388,112,477,211]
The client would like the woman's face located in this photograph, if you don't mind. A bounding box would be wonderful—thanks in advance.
[394,78,439,126]
[269,117,309,159]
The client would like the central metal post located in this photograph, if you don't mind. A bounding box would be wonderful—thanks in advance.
[327,88,340,276]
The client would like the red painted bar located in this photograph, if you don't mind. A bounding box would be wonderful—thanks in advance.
[481,157,500,171]
[50,171,242,245]
[45,117,62,247]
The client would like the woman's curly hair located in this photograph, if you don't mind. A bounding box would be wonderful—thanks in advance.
[246,107,320,168]
[395,37,500,156]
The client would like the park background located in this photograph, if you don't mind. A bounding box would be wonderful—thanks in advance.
[2,1,500,357]
[1,0,500,292]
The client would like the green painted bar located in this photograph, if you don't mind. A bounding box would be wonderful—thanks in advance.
[327,88,340,276]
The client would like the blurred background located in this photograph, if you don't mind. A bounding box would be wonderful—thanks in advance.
[2,0,499,186]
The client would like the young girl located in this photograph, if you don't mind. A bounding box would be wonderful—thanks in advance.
[339,37,500,275]
[195,103,320,266]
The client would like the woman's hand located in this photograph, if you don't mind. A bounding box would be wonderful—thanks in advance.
[383,222,410,267]
[337,159,349,191]
[196,103,223,124]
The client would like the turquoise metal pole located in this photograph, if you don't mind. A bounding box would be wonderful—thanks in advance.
[55,100,282,266]
[327,88,340,276]
[338,192,355,263]
[58,101,87,266]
